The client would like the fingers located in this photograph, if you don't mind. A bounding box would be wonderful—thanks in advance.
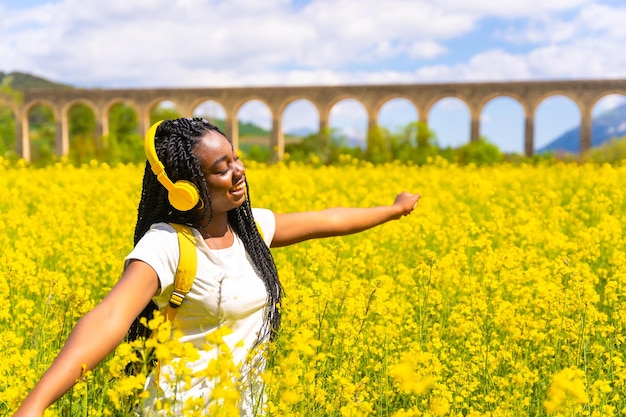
[406,193,421,216]
[394,191,421,217]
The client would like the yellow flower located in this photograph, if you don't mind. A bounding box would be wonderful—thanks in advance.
[389,352,435,395]
[544,367,589,414]
[4,162,626,415]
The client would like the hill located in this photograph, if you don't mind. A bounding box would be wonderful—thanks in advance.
[0,71,71,90]
[538,103,626,153]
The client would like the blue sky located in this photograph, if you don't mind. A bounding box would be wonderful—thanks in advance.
[2,0,626,153]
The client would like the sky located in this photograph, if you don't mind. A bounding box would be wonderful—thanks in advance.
[2,0,626,153]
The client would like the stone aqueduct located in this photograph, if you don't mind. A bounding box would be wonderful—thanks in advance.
[3,79,626,161]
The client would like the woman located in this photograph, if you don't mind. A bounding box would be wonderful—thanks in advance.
[13,118,421,416]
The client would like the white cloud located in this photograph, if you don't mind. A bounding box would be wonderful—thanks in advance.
[594,94,626,114]
[0,0,625,89]
[407,41,447,60]
[527,39,626,79]
[494,1,626,47]
[1,0,476,86]
[439,0,591,18]
[409,50,533,82]
[498,18,578,44]
[578,3,626,38]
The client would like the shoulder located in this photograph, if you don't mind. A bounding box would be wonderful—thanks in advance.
[124,223,181,281]
[252,208,276,246]
[136,223,179,247]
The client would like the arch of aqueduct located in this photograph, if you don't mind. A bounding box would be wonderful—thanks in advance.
[3,79,626,161]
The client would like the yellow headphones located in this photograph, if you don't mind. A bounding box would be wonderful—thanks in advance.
[144,120,200,211]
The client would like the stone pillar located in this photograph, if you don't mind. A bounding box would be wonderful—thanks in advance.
[524,114,534,157]
[270,116,284,161]
[13,124,21,157]
[15,113,27,161]
[57,118,69,157]
[580,106,592,153]
[367,112,377,132]
[367,112,377,140]
[318,110,330,154]
[95,112,105,151]
[179,102,195,119]
[319,108,329,135]
[470,111,480,142]
[100,112,108,138]
[225,116,239,152]
[140,111,151,139]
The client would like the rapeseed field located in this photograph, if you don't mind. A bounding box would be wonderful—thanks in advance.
[1,157,625,416]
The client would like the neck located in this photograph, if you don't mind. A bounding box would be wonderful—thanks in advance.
[203,226,233,250]
[197,212,228,235]
[198,213,232,244]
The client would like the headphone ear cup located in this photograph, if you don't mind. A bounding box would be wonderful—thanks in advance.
[168,180,200,212]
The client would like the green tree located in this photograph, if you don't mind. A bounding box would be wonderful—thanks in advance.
[456,136,503,165]
[68,104,98,163]
[390,121,438,164]
[102,103,143,164]
[365,125,392,163]
[241,144,271,162]
[28,104,56,165]
[151,105,181,125]
[582,135,626,164]
[285,127,361,165]
[0,76,22,159]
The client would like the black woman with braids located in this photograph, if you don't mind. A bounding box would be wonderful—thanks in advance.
[13,118,421,417]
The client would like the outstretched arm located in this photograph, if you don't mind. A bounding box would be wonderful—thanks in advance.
[12,261,159,417]
[271,191,420,248]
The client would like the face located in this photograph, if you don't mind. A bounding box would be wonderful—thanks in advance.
[194,130,246,216]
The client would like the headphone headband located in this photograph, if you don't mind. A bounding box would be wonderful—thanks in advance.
[144,120,200,212]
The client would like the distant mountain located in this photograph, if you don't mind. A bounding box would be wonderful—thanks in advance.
[538,103,626,153]
[285,127,315,137]
[0,71,71,90]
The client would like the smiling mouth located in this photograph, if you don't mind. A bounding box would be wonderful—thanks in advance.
[229,181,246,193]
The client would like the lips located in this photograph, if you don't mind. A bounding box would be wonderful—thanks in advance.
[229,180,246,193]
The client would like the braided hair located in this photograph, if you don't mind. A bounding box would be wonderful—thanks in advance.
[130,117,282,343]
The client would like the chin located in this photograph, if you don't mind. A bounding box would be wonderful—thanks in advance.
[229,198,247,211]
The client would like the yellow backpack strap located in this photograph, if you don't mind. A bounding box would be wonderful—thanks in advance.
[164,223,197,322]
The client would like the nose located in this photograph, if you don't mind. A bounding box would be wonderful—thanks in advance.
[233,158,245,177]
